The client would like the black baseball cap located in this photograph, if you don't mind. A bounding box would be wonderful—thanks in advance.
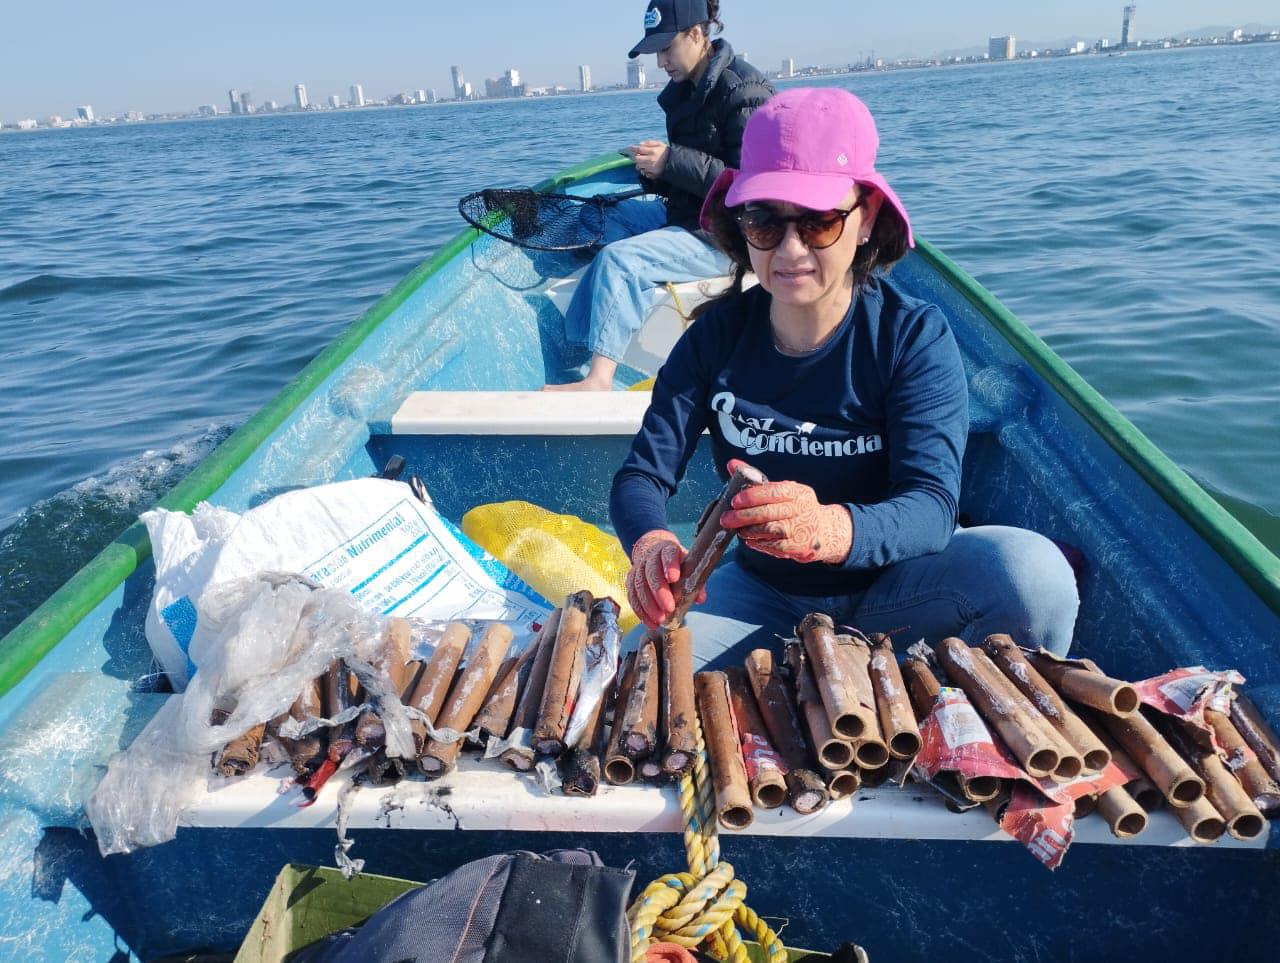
[628,0,710,58]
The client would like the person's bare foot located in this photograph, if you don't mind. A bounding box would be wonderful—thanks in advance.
[543,374,614,391]
[542,354,618,391]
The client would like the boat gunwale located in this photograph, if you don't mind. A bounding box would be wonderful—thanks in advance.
[914,239,1280,619]
[2,152,1277,700]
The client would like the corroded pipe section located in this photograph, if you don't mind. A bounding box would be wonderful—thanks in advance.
[406,622,470,755]
[868,634,921,761]
[695,671,754,830]
[604,652,641,786]
[799,614,875,740]
[666,464,767,628]
[420,622,513,778]
[935,638,1061,779]
[1094,707,1204,808]
[1027,652,1139,716]
[618,632,661,759]
[1229,694,1280,785]
[784,640,853,770]
[1096,785,1148,839]
[532,591,593,757]
[726,667,789,810]
[744,648,828,813]
[661,626,697,774]
[1163,717,1266,841]
[498,609,562,772]
[983,634,1110,773]
[1204,707,1280,814]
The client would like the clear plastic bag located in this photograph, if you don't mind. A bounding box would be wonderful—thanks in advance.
[85,573,413,855]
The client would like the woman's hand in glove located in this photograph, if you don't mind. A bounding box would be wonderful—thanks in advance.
[625,529,704,628]
[719,459,853,565]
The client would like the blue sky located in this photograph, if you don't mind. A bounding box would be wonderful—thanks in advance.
[1,1,1274,118]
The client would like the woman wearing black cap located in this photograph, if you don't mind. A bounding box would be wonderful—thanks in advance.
[547,0,772,390]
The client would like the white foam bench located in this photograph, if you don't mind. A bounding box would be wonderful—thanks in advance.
[389,390,655,436]
[179,756,1264,849]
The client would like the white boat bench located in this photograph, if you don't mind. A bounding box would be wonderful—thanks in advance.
[389,390,656,436]
[181,756,1263,850]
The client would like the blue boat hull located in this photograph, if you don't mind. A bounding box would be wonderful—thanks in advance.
[1,157,1277,960]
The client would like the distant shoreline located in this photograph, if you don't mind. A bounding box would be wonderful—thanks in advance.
[4,36,1275,135]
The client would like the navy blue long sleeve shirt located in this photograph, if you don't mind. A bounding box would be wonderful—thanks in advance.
[610,276,969,597]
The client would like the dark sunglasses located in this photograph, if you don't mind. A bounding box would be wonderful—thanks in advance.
[733,196,867,251]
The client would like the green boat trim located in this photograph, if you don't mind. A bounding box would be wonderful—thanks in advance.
[915,239,1280,617]
[3,151,1276,699]
[0,153,632,697]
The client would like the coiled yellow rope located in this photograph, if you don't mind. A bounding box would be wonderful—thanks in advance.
[627,708,787,962]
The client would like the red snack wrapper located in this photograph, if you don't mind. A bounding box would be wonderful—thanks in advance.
[1000,784,1075,870]
[1135,666,1242,716]
[916,687,1024,782]
[920,687,1128,870]
[739,731,787,782]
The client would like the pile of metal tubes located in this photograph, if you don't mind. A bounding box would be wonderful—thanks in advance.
[696,617,1280,844]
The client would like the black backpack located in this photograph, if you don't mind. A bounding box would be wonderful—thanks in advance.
[291,849,635,963]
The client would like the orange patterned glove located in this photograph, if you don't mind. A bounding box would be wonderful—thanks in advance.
[625,529,706,628]
[719,459,853,565]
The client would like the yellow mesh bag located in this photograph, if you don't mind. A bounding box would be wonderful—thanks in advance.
[461,501,639,632]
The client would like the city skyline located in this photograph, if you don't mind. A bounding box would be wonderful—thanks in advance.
[1,1,1277,120]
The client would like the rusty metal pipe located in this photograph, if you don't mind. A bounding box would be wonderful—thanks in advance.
[1027,653,1139,716]
[532,591,593,757]
[935,638,1061,779]
[868,634,921,761]
[695,671,754,830]
[420,622,513,778]
[983,634,1111,773]
[665,465,767,628]
[744,648,828,814]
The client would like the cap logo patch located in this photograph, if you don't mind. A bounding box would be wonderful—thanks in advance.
[836,153,849,166]
[645,7,662,28]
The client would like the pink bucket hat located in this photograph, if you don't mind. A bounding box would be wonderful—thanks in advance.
[700,87,914,247]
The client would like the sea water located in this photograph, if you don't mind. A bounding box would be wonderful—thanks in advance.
[1,42,1277,636]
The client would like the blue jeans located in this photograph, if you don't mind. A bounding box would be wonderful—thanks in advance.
[563,197,732,363]
[682,525,1080,669]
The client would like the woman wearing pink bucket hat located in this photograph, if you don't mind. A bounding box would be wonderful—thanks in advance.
[612,87,1080,666]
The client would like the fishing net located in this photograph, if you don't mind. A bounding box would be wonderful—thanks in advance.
[458,188,640,252]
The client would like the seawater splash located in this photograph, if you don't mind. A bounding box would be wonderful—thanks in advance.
[0,424,234,637]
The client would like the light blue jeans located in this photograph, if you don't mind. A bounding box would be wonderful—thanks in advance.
[563,197,732,363]
[682,525,1081,669]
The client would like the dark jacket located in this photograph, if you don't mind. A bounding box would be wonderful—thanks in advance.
[654,40,774,231]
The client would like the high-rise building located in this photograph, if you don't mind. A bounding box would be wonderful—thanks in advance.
[781,57,795,78]
[294,84,309,110]
[228,89,241,115]
[75,105,95,122]
[239,91,254,114]
[350,84,365,107]
[415,89,428,103]
[988,36,1016,60]
[328,94,341,109]
[451,65,466,100]
[486,69,525,99]
[626,60,646,88]
[579,64,593,92]
[1121,5,1137,49]
[198,104,217,117]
